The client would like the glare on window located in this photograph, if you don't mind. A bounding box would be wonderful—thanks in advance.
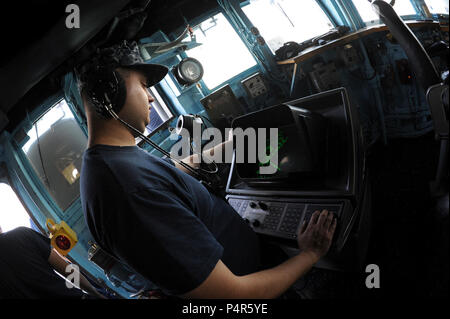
[424,0,449,14]
[352,0,416,23]
[22,99,87,211]
[0,183,31,233]
[242,0,334,53]
[22,100,74,154]
[185,13,257,90]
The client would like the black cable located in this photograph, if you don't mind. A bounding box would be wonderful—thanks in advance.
[34,122,51,189]
[197,114,215,128]
[199,161,219,174]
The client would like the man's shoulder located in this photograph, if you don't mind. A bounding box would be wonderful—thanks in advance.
[83,144,141,162]
[83,145,166,170]
[81,145,176,197]
[0,227,50,252]
[5,226,39,237]
[82,145,143,180]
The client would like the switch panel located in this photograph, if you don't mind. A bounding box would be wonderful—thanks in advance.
[241,73,268,98]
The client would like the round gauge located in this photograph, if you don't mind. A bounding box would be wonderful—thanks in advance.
[175,57,204,85]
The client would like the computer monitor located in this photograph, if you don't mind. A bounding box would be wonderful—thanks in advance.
[232,104,328,183]
[226,88,362,198]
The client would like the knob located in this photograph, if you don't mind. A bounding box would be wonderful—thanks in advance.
[244,218,250,224]
[249,202,257,209]
[252,219,261,227]
[258,202,268,210]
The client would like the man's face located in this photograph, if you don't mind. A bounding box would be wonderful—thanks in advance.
[117,68,155,135]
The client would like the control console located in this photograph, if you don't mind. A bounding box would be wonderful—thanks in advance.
[227,195,353,252]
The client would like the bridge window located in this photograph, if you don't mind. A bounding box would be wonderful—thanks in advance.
[137,86,174,142]
[185,13,257,90]
[424,0,449,14]
[0,183,31,233]
[242,0,334,53]
[352,0,417,24]
[22,99,87,212]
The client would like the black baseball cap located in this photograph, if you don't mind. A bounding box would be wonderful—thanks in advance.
[78,40,168,87]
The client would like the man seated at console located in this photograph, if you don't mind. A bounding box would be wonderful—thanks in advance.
[78,41,337,298]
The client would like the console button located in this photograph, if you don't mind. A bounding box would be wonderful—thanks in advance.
[258,202,268,210]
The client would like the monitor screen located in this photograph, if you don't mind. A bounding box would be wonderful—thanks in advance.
[233,104,327,182]
[237,124,312,180]
[145,107,166,134]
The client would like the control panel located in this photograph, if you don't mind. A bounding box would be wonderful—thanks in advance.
[241,73,268,98]
[227,196,345,242]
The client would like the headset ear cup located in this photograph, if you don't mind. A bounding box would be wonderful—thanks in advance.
[85,68,127,119]
[85,68,114,119]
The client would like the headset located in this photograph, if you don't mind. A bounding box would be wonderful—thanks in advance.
[84,66,127,119]
[82,66,223,195]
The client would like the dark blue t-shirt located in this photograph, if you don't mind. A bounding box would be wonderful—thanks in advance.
[80,144,261,295]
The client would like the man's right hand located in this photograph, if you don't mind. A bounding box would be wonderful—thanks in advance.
[297,210,337,261]
[183,209,337,299]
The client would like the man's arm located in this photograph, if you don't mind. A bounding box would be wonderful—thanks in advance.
[48,249,106,298]
[182,210,336,299]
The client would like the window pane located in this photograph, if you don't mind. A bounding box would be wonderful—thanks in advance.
[352,0,416,23]
[22,99,87,212]
[186,13,257,89]
[143,87,173,136]
[424,0,449,14]
[0,183,31,233]
[242,0,334,53]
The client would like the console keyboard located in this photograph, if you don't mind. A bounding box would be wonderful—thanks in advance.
[227,197,343,240]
